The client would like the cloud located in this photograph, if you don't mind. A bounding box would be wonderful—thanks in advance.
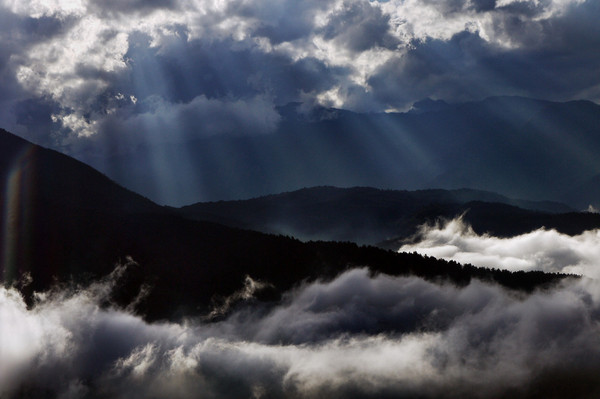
[4,263,600,398]
[320,1,399,53]
[368,0,600,109]
[88,0,180,16]
[228,0,331,45]
[0,0,597,153]
[399,216,600,277]
[67,94,281,155]
[368,31,500,108]
[0,0,347,142]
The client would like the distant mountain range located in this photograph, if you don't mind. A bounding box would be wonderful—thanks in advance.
[0,128,581,321]
[88,96,600,208]
[179,186,600,247]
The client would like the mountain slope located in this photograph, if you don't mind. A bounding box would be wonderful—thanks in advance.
[0,129,571,321]
[0,128,159,213]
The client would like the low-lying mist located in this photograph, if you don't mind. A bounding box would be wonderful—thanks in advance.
[3,256,600,398]
[399,215,600,278]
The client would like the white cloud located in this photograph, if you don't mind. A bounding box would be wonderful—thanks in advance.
[399,216,600,277]
[4,264,600,398]
[379,0,584,46]
[1,0,597,143]
[3,0,87,18]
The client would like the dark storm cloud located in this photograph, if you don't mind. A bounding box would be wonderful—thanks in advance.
[506,0,600,52]
[88,0,180,15]
[368,0,600,110]
[1,0,598,154]
[120,33,347,106]
[39,20,349,144]
[4,265,600,398]
[0,7,76,143]
[368,31,501,108]
[0,7,73,53]
[421,0,497,14]
[497,0,600,99]
[57,31,349,151]
[0,1,381,144]
[227,0,331,44]
[471,0,497,12]
[495,0,548,17]
[320,1,399,52]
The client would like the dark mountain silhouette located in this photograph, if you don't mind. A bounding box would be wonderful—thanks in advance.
[89,96,600,208]
[0,129,159,213]
[178,186,600,247]
[0,129,573,321]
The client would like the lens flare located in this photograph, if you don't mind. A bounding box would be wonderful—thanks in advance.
[2,145,36,283]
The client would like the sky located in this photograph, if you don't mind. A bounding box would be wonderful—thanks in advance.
[0,0,599,157]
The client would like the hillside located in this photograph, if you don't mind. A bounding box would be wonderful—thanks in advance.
[0,129,572,321]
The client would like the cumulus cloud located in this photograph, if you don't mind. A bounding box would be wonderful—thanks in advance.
[4,264,600,398]
[368,0,600,109]
[228,0,330,45]
[399,216,600,277]
[0,0,596,149]
[320,1,399,53]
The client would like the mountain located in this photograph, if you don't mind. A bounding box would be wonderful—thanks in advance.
[179,186,598,247]
[0,129,571,321]
[0,128,158,213]
[0,127,164,289]
[85,96,600,208]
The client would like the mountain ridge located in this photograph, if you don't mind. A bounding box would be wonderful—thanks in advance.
[0,128,159,213]
[0,128,576,321]
[179,185,600,247]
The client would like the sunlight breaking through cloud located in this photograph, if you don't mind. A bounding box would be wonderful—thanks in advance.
[0,0,597,144]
